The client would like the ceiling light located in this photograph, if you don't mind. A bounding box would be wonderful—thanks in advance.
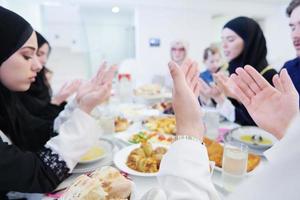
[112,6,120,13]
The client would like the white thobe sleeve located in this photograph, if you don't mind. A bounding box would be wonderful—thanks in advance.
[157,140,220,200]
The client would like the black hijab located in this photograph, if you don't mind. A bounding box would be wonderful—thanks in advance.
[223,16,269,75]
[0,6,54,151]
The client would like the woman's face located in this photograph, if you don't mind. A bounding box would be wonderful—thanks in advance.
[222,28,244,62]
[204,53,221,73]
[0,32,42,91]
[37,43,50,67]
[171,43,186,64]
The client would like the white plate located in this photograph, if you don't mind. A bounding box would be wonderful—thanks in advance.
[114,144,169,177]
[229,126,278,149]
[114,128,174,146]
[78,139,114,164]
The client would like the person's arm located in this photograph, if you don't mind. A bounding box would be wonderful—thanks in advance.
[158,140,219,200]
[264,113,300,161]
[0,108,100,193]
[156,61,219,200]
[0,141,68,193]
[53,98,78,131]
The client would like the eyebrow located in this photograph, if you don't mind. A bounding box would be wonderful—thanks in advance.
[20,46,36,51]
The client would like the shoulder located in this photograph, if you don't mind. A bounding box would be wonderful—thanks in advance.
[283,57,299,69]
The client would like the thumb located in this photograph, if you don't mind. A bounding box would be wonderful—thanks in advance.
[169,61,185,86]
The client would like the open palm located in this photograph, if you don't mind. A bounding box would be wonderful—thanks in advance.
[169,60,205,139]
[231,65,299,139]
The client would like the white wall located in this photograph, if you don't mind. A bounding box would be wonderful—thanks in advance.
[2,0,296,88]
[134,6,212,85]
[80,7,135,75]
[2,0,42,31]
[265,5,295,70]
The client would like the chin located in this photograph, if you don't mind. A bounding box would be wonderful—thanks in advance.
[16,84,31,92]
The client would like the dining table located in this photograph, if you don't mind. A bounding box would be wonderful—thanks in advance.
[41,102,268,200]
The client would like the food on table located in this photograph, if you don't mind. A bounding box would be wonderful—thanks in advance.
[129,131,174,145]
[134,84,161,96]
[143,116,176,135]
[80,146,105,162]
[152,101,173,113]
[60,167,132,200]
[203,137,261,172]
[126,142,168,173]
[90,167,133,199]
[115,117,131,132]
[240,134,273,146]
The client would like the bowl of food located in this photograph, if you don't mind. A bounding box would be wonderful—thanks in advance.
[114,142,168,177]
[228,126,278,149]
[79,139,114,164]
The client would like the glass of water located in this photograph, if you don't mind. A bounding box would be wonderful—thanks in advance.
[203,109,220,140]
[221,140,248,192]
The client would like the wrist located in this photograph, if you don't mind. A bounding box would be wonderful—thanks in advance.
[175,135,203,144]
[52,96,64,105]
[214,94,226,105]
[176,126,204,140]
[78,102,93,114]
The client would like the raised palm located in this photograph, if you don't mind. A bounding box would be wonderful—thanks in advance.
[169,60,204,139]
[230,65,299,139]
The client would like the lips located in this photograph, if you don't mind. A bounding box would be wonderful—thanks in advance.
[29,75,37,82]
[224,51,230,57]
[293,40,300,48]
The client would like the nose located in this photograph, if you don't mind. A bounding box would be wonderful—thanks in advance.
[222,41,228,49]
[32,55,43,72]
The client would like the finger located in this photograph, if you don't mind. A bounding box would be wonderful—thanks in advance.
[186,62,198,85]
[236,67,261,94]
[230,72,255,98]
[272,74,284,93]
[93,62,107,83]
[181,59,193,75]
[280,68,297,93]
[193,81,201,97]
[168,61,185,88]
[190,75,199,92]
[244,65,271,90]
[230,74,251,105]
[102,65,118,84]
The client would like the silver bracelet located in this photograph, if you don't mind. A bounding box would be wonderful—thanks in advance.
[174,135,204,144]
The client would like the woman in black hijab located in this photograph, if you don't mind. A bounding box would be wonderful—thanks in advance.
[203,17,277,126]
[0,6,115,198]
[223,17,277,125]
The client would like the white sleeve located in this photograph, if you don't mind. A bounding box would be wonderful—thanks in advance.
[264,113,300,162]
[53,98,78,132]
[217,98,235,122]
[157,140,220,200]
[46,108,102,171]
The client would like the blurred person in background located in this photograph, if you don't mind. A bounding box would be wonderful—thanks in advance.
[282,0,300,106]
[200,45,222,85]
[199,16,277,126]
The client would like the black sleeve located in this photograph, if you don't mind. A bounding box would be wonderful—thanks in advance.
[230,98,256,126]
[0,140,69,195]
[19,95,66,121]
